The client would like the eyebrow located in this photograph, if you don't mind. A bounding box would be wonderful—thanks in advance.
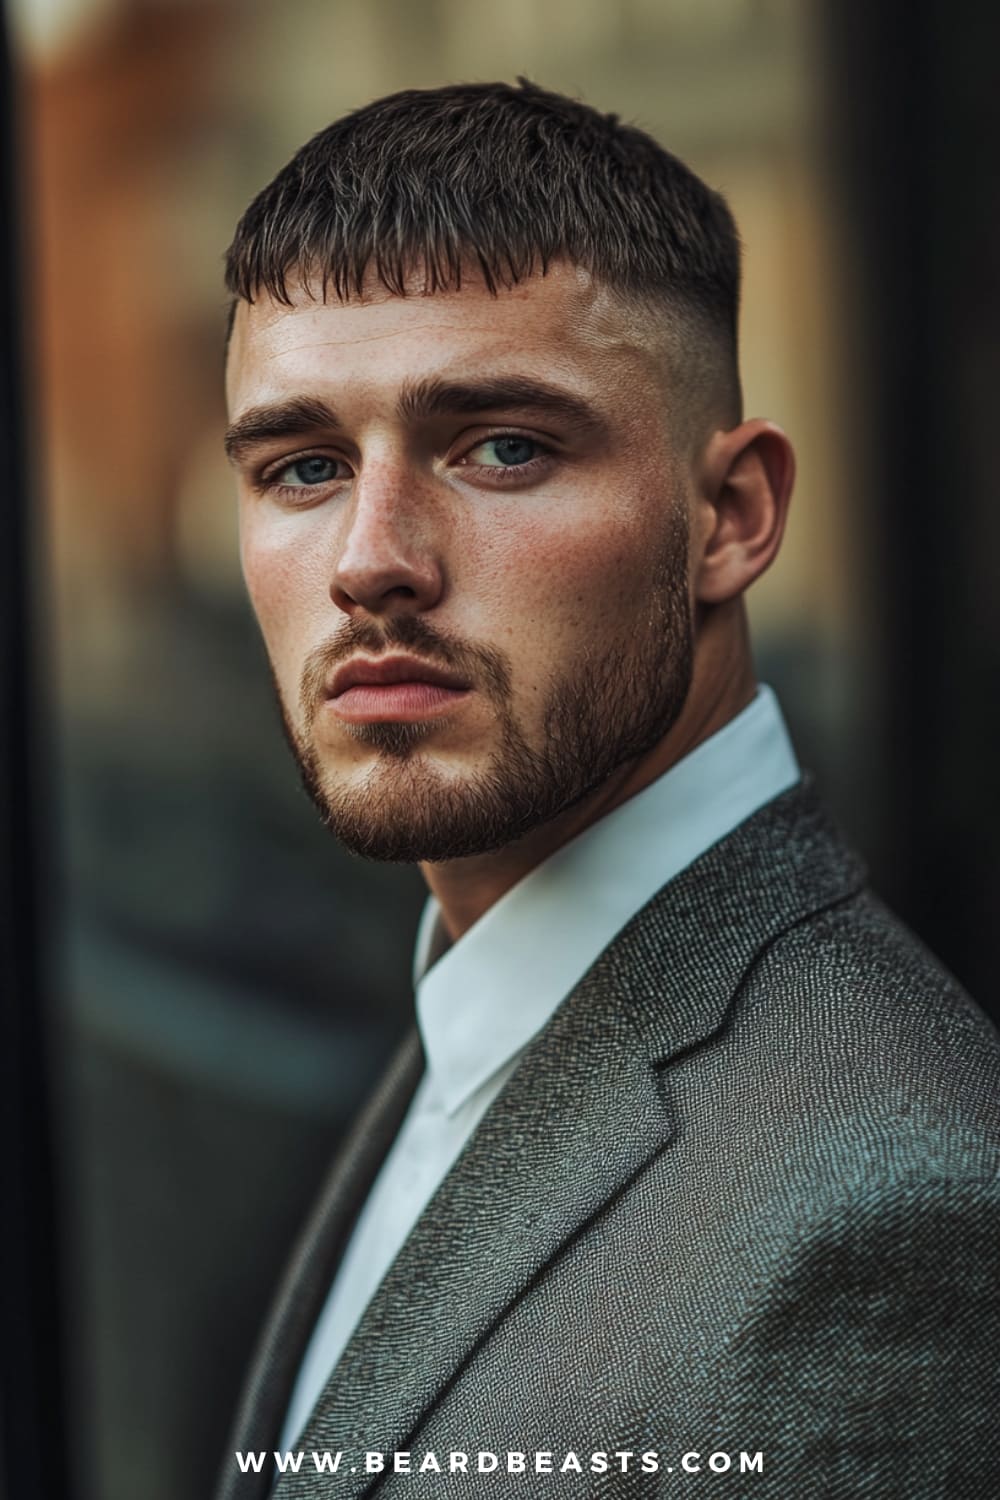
[224,396,339,465]
[395,375,607,434]
[224,375,606,465]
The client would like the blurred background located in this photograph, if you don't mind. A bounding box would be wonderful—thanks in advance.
[2,1,998,1497]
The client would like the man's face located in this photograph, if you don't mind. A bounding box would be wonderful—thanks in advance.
[225,261,695,862]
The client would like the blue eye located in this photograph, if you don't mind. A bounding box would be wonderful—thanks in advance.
[469,437,540,468]
[278,455,340,486]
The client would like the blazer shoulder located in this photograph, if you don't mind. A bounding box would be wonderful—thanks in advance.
[756,886,997,1048]
[733,888,1000,1163]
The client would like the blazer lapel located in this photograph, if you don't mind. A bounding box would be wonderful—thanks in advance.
[217,1028,423,1500]
[289,782,865,1499]
[292,951,673,1492]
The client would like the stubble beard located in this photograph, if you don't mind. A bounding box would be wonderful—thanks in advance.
[275,514,693,863]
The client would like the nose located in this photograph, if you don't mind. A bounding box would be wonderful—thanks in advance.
[330,460,444,617]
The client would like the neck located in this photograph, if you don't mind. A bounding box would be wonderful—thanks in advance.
[420,611,756,942]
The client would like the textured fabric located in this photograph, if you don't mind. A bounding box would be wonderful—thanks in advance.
[279,686,799,1449]
[217,781,1000,1500]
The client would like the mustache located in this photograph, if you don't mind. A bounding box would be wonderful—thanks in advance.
[299,613,512,723]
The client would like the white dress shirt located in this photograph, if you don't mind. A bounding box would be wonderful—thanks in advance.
[279,684,800,1449]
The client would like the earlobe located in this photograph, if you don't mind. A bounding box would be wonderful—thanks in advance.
[693,419,795,606]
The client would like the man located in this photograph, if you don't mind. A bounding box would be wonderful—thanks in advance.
[217,82,999,1498]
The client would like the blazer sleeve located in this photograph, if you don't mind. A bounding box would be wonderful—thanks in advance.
[679,1170,1000,1499]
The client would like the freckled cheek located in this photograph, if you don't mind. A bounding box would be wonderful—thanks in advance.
[240,520,331,684]
[469,510,651,648]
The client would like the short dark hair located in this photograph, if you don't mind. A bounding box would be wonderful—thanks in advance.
[225,80,742,412]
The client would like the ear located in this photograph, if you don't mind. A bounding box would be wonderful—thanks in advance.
[692,419,795,605]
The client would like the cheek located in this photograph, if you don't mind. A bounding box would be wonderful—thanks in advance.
[239,515,331,683]
[475,504,657,647]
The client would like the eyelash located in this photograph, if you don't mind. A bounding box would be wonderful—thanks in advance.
[257,454,350,500]
[457,435,556,487]
[255,433,556,502]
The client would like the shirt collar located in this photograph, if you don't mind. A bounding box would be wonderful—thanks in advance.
[414,685,799,1117]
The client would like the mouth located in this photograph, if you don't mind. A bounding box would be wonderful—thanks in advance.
[324,654,472,724]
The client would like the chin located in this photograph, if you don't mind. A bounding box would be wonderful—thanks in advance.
[312,762,538,864]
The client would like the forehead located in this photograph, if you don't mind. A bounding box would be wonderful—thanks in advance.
[225,261,666,418]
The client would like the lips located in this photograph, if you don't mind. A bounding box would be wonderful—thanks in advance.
[323,653,472,725]
[327,655,470,698]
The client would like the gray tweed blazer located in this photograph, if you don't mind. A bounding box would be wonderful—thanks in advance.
[217,781,1000,1499]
